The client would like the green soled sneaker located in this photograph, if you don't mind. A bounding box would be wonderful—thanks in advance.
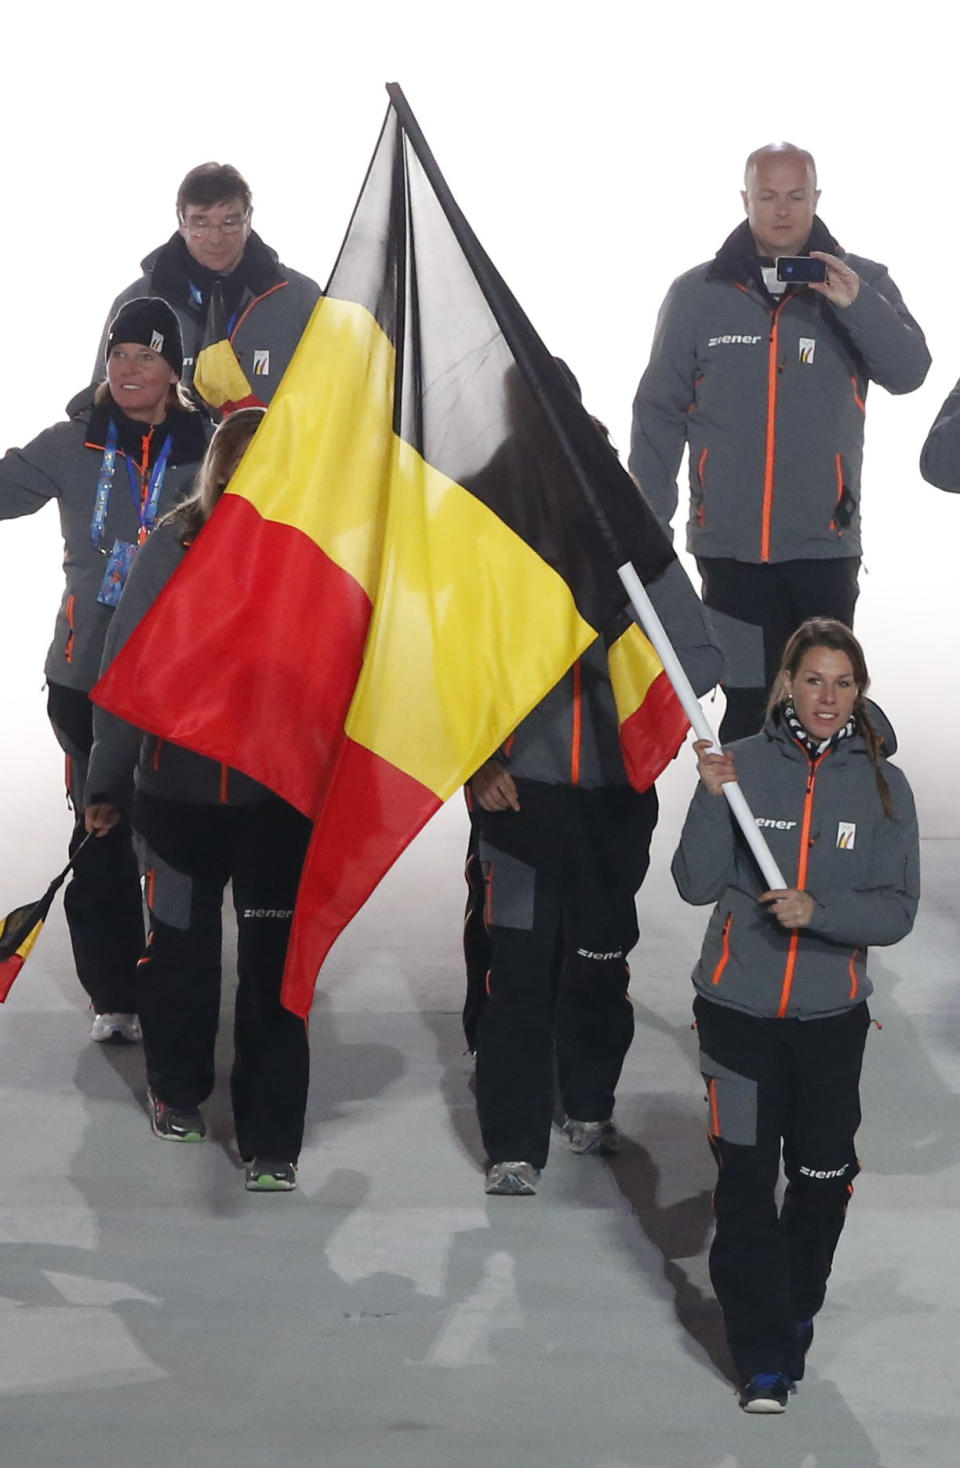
[245,1158,298,1192]
[147,1088,206,1142]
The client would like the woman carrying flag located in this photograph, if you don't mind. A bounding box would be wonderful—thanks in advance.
[85,409,312,1193]
[672,619,919,1412]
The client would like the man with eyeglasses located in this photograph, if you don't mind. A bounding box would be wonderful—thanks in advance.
[94,162,320,416]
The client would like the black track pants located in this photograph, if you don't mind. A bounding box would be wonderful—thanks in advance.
[694,995,869,1383]
[697,557,860,742]
[47,681,144,1013]
[133,792,312,1162]
[474,781,658,1170]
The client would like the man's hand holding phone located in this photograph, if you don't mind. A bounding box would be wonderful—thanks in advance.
[777,251,861,307]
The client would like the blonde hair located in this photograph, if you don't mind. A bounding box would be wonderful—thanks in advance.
[166,407,266,540]
[96,379,194,413]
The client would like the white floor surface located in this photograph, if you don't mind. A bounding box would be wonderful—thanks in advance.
[1,722,957,1468]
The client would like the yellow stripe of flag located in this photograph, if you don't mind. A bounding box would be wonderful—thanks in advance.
[226,297,597,797]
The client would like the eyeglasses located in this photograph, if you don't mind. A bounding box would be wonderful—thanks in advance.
[180,212,249,238]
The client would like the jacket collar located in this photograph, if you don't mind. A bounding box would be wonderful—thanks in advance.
[707,216,843,291]
[762,697,896,764]
[144,230,284,313]
[82,396,207,465]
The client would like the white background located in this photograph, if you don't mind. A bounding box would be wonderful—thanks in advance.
[1,0,956,859]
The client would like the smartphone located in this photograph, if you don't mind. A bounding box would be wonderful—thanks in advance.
[776,256,827,284]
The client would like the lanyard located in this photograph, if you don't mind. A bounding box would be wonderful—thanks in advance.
[190,279,240,336]
[91,419,174,549]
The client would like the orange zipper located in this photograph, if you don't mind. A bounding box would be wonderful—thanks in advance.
[229,282,288,342]
[697,448,709,525]
[850,374,865,413]
[707,1077,721,1138]
[711,913,733,986]
[831,452,845,534]
[848,949,859,1001]
[761,299,790,562]
[64,593,76,663]
[777,750,829,1017]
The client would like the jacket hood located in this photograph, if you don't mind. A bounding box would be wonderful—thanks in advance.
[66,384,97,421]
[708,216,843,287]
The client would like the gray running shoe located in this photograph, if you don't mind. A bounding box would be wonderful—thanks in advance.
[485,1161,540,1195]
[90,1012,142,1044]
[245,1158,298,1192]
[562,1117,623,1155]
[147,1088,206,1142]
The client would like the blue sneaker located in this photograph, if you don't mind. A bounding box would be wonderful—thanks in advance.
[738,1372,793,1413]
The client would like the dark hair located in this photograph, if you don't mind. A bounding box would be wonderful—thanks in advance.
[176,163,252,217]
[165,407,265,541]
[768,618,893,817]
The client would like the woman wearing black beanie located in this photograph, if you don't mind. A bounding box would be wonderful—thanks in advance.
[0,298,207,1043]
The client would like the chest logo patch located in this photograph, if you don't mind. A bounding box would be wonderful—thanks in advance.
[799,337,816,364]
[707,334,763,348]
[253,349,271,376]
[837,821,856,849]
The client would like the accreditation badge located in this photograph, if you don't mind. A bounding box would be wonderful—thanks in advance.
[96,539,138,607]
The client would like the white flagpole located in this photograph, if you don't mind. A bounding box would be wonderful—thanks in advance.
[617,562,787,890]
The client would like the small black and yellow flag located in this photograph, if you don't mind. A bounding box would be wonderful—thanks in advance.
[193,282,264,415]
[0,839,89,1001]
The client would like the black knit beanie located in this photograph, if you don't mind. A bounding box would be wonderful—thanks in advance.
[105,297,184,375]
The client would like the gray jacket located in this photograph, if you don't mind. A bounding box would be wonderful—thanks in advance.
[671,710,919,1020]
[87,521,275,809]
[94,231,320,405]
[630,218,930,563]
[919,377,960,490]
[0,391,207,693]
[496,560,722,787]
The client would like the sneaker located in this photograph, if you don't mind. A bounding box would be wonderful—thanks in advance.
[244,1158,298,1192]
[90,1012,142,1044]
[484,1161,540,1196]
[738,1372,793,1413]
[562,1117,623,1155]
[147,1088,206,1142]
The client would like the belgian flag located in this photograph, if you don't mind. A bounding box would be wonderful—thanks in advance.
[193,282,265,415]
[93,86,691,1017]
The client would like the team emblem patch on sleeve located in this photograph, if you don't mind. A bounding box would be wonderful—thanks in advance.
[150,331,165,353]
[253,349,270,375]
[799,337,816,364]
[837,821,856,849]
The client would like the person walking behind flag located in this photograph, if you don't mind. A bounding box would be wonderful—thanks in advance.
[0,300,206,1039]
[93,163,321,417]
[86,409,311,1193]
[463,386,720,1193]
